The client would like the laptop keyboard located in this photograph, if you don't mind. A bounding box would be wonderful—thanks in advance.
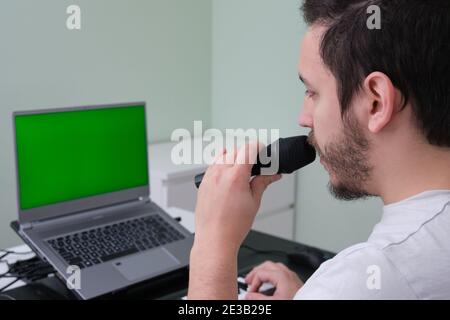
[47,215,185,269]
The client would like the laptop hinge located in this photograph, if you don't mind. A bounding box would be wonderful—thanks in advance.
[141,196,151,203]
[21,197,149,230]
[21,222,34,230]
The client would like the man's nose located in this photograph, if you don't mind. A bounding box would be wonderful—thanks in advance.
[298,106,313,129]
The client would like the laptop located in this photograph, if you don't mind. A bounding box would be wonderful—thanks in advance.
[11,102,194,299]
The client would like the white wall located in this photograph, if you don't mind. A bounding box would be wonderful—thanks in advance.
[0,0,212,247]
[211,0,302,138]
[0,0,383,253]
[211,0,383,253]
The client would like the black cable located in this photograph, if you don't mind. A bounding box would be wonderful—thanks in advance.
[10,262,54,278]
[0,293,16,300]
[0,265,55,293]
[0,250,37,278]
[241,244,287,258]
[0,249,35,273]
[1,254,55,289]
[9,259,45,274]
[0,278,21,293]
[23,266,55,280]
[0,261,10,277]
[0,249,55,294]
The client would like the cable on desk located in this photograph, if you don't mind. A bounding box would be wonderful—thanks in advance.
[0,254,56,293]
[0,261,10,277]
[0,278,21,293]
[241,243,334,270]
[0,248,37,279]
[0,293,16,300]
[0,249,34,256]
[0,249,36,273]
[241,244,287,258]
[8,258,55,280]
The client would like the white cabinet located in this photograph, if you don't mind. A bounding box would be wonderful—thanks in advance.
[252,209,295,240]
[148,139,297,240]
[148,138,208,212]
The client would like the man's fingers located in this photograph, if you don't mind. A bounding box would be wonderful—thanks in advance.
[201,148,227,186]
[225,146,238,165]
[235,142,264,178]
[247,276,263,293]
[245,261,278,284]
[250,174,282,201]
[247,269,279,293]
[212,148,227,165]
[244,292,272,300]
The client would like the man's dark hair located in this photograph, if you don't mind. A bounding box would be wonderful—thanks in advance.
[302,0,450,147]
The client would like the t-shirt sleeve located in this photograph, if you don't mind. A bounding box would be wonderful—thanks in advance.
[293,244,418,300]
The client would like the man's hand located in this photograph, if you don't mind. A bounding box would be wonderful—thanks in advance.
[244,261,304,300]
[194,142,282,250]
[188,142,282,300]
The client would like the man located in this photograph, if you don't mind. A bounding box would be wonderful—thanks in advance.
[188,0,450,299]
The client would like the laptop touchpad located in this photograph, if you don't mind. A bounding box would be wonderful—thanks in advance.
[112,248,180,282]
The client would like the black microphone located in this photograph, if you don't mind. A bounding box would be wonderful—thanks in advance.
[194,135,316,188]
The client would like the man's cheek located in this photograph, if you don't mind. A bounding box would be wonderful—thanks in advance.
[313,118,330,152]
[317,107,342,145]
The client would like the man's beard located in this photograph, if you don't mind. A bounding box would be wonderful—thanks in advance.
[307,114,374,201]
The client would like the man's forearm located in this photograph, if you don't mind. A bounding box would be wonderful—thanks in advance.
[187,240,239,300]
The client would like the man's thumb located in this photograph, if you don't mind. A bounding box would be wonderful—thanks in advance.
[251,175,282,200]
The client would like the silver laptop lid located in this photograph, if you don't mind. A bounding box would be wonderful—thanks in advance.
[13,102,150,224]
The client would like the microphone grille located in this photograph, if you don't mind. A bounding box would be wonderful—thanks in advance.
[252,135,316,176]
[277,136,316,174]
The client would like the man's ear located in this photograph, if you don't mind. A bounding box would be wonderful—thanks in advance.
[363,72,398,133]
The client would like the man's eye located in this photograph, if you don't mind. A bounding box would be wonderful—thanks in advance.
[305,90,316,98]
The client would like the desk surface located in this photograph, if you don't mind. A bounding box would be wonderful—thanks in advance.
[2,230,334,300]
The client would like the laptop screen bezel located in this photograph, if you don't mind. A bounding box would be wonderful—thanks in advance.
[13,101,150,224]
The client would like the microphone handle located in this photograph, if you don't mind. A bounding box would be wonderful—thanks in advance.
[193,136,314,189]
[194,165,262,189]
[194,172,205,189]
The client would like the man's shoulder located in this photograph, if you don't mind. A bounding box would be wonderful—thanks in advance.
[294,242,418,299]
[296,205,450,300]
[322,242,406,280]
[369,195,450,250]
[295,196,450,300]
[379,203,450,299]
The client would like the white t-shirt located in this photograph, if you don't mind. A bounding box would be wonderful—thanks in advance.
[294,190,450,300]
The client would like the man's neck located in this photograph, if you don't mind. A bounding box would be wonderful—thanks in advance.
[375,143,450,205]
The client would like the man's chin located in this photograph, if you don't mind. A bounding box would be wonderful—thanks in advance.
[320,158,338,179]
[327,181,373,201]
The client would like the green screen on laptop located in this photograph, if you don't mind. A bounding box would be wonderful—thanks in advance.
[15,104,149,210]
